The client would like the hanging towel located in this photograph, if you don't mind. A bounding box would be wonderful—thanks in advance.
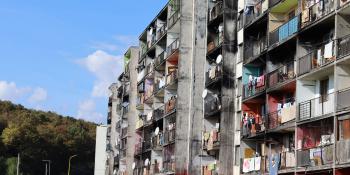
[324,41,333,59]
[256,75,265,87]
[254,157,261,171]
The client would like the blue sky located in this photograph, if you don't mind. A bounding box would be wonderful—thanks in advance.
[0,0,167,123]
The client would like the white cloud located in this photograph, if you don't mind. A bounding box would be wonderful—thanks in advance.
[78,50,123,98]
[77,99,104,123]
[113,35,138,47]
[0,81,30,101]
[91,42,120,52]
[28,87,47,104]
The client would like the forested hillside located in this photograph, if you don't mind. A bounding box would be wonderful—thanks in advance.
[0,100,97,175]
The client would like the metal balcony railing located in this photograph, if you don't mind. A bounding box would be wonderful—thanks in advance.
[156,24,167,41]
[154,51,165,67]
[269,15,300,46]
[151,133,164,149]
[298,41,335,76]
[163,144,175,173]
[139,45,147,62]
[297,144,334,167]
[168,9,180,29]
[166,38,180,58]
[154,107,164,121]
[164,128,176,145]
[209,2,223,22]
[298,93,335,121]
[241,111,266,138]
[338,34,350,59]
[242,74,266,99]
[244,36,268,63]
[267,101,296,130]
[267,61,295,88]
[205,65,222,87]
[301,0,334,29]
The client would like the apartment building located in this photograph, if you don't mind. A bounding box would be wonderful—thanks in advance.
[95,125,109,175]
[239,0,350,174]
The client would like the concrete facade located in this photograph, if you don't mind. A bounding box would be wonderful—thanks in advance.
[94,125,108,175]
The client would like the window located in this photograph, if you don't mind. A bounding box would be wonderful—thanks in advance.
[320,78,329,102]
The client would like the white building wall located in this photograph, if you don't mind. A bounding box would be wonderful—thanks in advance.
[94,125,108,175]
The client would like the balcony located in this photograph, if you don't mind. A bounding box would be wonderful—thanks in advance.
[164,125,176,145]
[134,142,143,156]
[336,139,350,165]
[204,93,221,117]
[142,140,152,152]
[267,100,296,130]
[207,31,223,55]
[136,118,144,130]
[163,144,175,173]
[301,0,334,29]
[166,68,178,86]
[205,65,222,87]
[267,61,295,88]
[244,36,268,64]
[144,112,154,126]
[209,2,223,23]
[139,45,147,62]
[166,38,180,59]
[156,24,167,41]
[269,15,299,47]
[242,75,266,99]
[244,0,268,27]
[298,40,335,76]
[154,76,166,94]
[165,96,177,115]
[152,133,163,150]
[337,87,350,112]
[154,51,166,68]
[298,93,335,121]
[297,144,334,168]
[241,111,266,138]
[168,8,180,29]
[203,129,220,151]
[154,107,164,121]
[148,34,157,49]
[121,127,128,138]
[338,34,350,60]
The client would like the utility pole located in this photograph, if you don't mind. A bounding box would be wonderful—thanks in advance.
[16,153,20,175]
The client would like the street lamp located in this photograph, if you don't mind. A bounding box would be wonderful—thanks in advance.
[42,160,51,175]
[67,155,77,175]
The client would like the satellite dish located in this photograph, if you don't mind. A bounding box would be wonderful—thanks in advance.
[132,162,136,170]
[218,25,223,33]
[155,127,160,135]
[145,158,150,166]
[202,89,208,99]
[216,54,223,64]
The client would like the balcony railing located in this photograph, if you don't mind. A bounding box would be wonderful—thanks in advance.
[139,45,147,61]
[267,61,295,88]
[267,102,296,129]
[297,144,334,167]
[337,87,350,112]
[166,69,178,86]
[298,41,335,76]
[148,34,157,49]
[209,2,223,22]
[301,0,334,29]
[244,0,268,26]
[242,74,266,99]
[269,15,300,46]
[241,112,266,137]
[205,65,222,87]
[156,24,167,41]
[244,36,268,63]
[163,144,175,173]
[338,34,350,59]
[166,39,180,58]
[298,93,335,121]
[203,130,220,150]
[143,140,152,152]
[336,139,350,164]
[280,151,296,170]
[154,51,166,67]
[168,9,180,29]
[154,77,166,93]
[165,96,177,114]
[121,127,128,138]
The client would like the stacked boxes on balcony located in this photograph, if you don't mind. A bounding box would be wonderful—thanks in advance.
[239,0,350,174]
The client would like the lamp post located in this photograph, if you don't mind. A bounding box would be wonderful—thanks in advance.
[42,160,51,175]
[67,155,77,175]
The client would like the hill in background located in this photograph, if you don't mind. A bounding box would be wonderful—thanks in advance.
[0,100,97,175]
